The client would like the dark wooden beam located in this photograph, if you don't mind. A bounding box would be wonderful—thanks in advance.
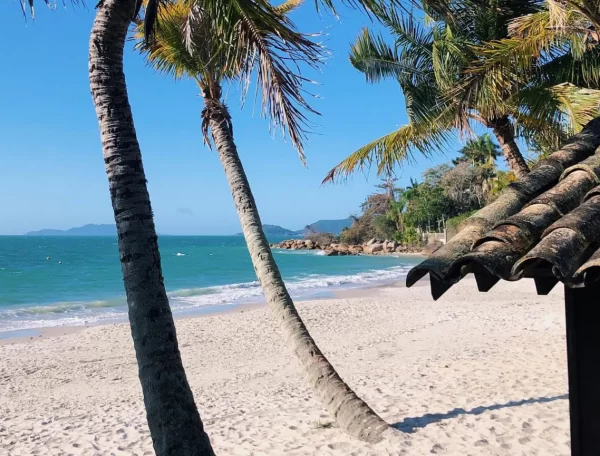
[565,285,600,456]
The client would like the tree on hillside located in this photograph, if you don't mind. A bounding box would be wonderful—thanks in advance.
[341,187,401,243]
[441,162,488,210]
[375,174,399,199]
[136,0,396,443]
[323,0,600,182]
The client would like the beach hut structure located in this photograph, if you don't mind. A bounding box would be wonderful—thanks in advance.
[406,118,600,456]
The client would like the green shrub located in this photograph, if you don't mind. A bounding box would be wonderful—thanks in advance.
[400,226,420,245]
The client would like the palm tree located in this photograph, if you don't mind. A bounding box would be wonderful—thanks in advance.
[454,134,501,197]
[135,1,397,443]
[452,134,500,168]
[465,1,600,92]
[323,0,600,182]
[88,0,215,454]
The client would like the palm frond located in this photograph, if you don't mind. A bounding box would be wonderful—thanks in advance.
[465,6,596,80]
[139,0,324,160]
[219,0,324,160]
[547,82,600,132]
[512,83,600,148]
[273,0,303,14]
[350,28,428,83]
[135,4,212,80]
[536,49,600,88]
[322,122,453,183]
[19,0,71,20]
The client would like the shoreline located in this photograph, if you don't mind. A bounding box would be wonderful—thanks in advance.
[271,238,427,256]
[0,276,429,345]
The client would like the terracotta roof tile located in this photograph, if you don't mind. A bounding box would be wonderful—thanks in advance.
[406,118,600,299]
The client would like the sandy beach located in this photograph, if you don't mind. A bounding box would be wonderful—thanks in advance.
[0,278,570,455]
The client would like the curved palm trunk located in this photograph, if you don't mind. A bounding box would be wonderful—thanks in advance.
[205,97,395,443]
[89,1,214,455]
[489,117,530,179]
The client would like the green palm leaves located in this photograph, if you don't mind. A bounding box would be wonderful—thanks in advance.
[324,0,600,183]
[135,0,323,160]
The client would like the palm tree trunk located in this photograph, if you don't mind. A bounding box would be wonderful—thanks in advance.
[205,97,395,443]
[489,116,530,179]
[88,1,214,455]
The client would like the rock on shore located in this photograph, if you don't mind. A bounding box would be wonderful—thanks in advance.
[269,238,424,256]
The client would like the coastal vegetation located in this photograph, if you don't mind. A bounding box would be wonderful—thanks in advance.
[338,134,513,246]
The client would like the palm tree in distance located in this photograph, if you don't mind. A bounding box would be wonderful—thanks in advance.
[452,134,500,168]
[135,1,397,443]
[323,1,600,183]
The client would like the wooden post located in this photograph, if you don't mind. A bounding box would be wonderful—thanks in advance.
[565,286,600,456]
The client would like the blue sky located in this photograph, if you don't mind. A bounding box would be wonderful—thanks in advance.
[0,2,466,235]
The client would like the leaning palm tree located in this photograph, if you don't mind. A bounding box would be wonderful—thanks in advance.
[323,1,600,182]
[135,0,397,443]
[88,0,215,455]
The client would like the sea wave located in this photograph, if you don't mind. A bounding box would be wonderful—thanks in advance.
[274,249,325,256]
[170,266,411,309]
[0,266,410,333]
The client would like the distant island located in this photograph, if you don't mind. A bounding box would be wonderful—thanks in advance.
[27,218,354,237]
[26,224,117,236]
[253,224,299,237]
[301,218,354,236]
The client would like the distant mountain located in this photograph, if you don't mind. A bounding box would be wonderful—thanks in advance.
[261,225,298,236]
[28,218,353,237]
[26,224,117,236]
[236,224,298,237]
[296,218,353,236]
[235,218,353,237]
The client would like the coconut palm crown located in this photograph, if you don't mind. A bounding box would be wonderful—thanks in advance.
[463,1,600,95]
[137,0,322,157]
[323,0,600,183]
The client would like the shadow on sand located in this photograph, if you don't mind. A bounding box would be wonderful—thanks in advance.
[393,394,568,433]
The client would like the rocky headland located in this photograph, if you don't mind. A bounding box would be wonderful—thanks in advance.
[269,238,425,256]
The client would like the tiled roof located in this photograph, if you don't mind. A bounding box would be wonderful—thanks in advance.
[406,118,600,299]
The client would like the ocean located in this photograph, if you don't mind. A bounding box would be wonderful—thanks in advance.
[0,236,422,334]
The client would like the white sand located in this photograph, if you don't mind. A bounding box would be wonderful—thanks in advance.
[0,279,570,455]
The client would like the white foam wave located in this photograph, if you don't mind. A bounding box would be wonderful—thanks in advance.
[176,252,186,256]
[0,298,128,332]
[0,266,411,333]
[274,249,324,256]
[171,266,410,309]
[0,310,126,332]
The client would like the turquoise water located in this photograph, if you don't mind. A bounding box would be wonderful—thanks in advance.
[0,236,421,332]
